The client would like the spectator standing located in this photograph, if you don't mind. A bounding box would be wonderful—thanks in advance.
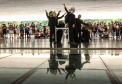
[16,25,20,39]
[111,22,115,39]
[29,26,33,38]
[116,23,120,39]
[92,23,97,38]
[0,24,2,39]
[13,24,16,38]
[7,23,9,38]
[36,22,40,33]
[31,22,35,35]
[24,23,28,38]
[9,23,14,38]
[98,22,103,38]
[19,22,24,39]
[107,23,111,37]
[119,22,122,39]
[2,24,7,38]
[25,23,29,38]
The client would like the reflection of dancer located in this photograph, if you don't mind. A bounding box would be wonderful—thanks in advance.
[65,63,76,81]
[65,44,91,83]
[83,42,91,63]
[47,50,66,75]
[64,44,78,83]
[84,54,90,63]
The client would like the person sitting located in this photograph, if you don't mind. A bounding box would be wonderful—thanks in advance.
[45,30,50,38]
[40,31,45,39]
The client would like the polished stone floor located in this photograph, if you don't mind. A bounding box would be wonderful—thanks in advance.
[0,37,122,49]
[0,50,122,84]
[0,38,122,84]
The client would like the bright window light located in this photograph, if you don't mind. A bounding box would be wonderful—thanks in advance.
[0,11,122,21]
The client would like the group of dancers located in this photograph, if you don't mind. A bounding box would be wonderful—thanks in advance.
[45,3,90,44]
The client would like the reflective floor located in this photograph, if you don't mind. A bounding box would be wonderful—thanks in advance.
[0,37,122,49]
[0,38,122,84]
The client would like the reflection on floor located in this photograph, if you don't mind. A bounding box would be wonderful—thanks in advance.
[0,38,122,84]
[0,49,122,84]
[0,38,122,48]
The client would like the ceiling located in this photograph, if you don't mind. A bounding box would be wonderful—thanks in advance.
[0,0,122,21]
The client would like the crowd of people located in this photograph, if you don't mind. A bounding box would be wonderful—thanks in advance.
[0,3,122,43]
[0,20,122,42]
[81,21,122,40]
[91,21,122,39]
[0,20,122,41]
[0,22,50,39]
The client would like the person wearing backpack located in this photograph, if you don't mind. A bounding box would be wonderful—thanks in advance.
[63,3,76,44]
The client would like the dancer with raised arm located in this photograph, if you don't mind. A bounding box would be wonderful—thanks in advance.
[63,3,76,44]
[45,10,66,43]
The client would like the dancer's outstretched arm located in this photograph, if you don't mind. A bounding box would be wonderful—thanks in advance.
[45,10,49,19]
[57,10,61,17]
[63,3,69,14]
[81,20,89,25]
[58,13,66,19]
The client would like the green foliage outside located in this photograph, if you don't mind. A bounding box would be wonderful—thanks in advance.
[0,19,122,26]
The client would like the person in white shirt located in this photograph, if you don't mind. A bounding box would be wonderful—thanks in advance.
[98,22,103,38]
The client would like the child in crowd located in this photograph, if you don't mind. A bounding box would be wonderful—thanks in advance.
[29,26,33,38]
[16,25,20,39]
